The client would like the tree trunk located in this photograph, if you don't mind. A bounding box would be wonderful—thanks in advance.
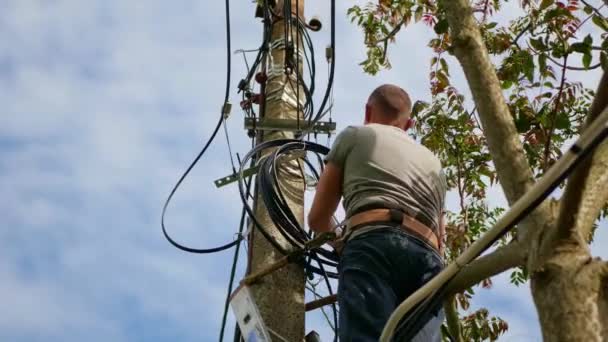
[530,72,608,342]
[531,250,608,341]
[440,0,608,340]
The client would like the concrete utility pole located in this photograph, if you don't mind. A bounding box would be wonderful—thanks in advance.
[249,1,307,341]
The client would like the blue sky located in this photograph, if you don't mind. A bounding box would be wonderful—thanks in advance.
[1,1,606,341]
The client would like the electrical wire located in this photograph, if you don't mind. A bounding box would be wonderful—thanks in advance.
[308,0,335,128]
[309,252,339,342]
[219,163,255,342]
[161,0,235,254]
[223,119,237,172]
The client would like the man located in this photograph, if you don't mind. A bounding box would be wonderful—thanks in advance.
[308,84,447,341]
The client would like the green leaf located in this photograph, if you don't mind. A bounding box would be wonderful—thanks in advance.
[411,100,429,117]
[414,6,423,22]
[540,91,553,98]
[436,70,450,87]
[583,5,593,15]
[521,50,535,82]
[546,7,572,21]
[540,0,554,11]
[501,79,513,89]
[583,52,592,69]
[530,38,546,51]
[515,114,532,132]
[570,42,588,53]
[583,34,593,46]
[551,42,568,58]
[434,19,449,34]
[592,15,608,31]
[601,52,608,72]
[486,22,498,29]
[440,58,450,76]
[539,53,547,73]
[555,112,570,130]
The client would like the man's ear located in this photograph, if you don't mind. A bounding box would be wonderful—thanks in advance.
[404,118,415,131]
[364,104,371,124]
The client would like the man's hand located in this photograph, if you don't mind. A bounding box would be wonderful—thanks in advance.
[328,238,345,255]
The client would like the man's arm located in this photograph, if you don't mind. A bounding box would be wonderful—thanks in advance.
[308,162,343,233]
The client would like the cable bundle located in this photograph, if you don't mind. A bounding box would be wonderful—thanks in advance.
[238,139,339,278]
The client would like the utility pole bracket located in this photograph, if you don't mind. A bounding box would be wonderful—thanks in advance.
[214,165,261,188]
[244,117,336,134]
[214,152,306,188]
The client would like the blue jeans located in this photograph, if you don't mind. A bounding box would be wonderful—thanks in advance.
[337,226,444,341]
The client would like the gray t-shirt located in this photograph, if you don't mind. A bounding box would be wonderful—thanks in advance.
[325,124,447,238]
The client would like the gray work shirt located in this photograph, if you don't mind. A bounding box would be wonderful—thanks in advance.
[325,124,447,240]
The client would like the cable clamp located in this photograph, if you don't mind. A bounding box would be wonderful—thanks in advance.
[325,45,333,63]
[240,222,252,240]
[222,102,232,119]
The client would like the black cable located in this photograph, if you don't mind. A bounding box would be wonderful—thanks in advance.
[294,17,316,121]
[239,2,271,95]
[223,0,232,109]
[310,252,339,342]
[296,0,301,130]
[233,325,242,342]
[219,166,255,342]
[161,0,234,254]
[309,0,335,127]
[237,139,340,277]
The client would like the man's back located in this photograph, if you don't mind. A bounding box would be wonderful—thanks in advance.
[326,123,446,233]
[308,84,447,341]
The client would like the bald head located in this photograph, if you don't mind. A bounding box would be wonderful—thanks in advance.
[367,84,412,121]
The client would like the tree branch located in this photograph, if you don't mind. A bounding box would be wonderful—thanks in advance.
[378,18,406,43]
[543,55,568,171]
[577,141,608,240]
[444,296,464,342]
[512,23,532,49]
[547,55,602,71]
[378,18,407,63]
[442,0,536,203]
[441,0,553,247]
[580,0,606,18]
[445,241,526,294]
[551,71,608,244]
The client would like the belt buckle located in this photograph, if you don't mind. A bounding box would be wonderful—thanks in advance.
[388,209,404,224]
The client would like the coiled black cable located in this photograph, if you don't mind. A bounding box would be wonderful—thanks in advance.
[237,139,339,277]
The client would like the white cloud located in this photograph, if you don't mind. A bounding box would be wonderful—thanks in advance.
[1,0,605,340]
